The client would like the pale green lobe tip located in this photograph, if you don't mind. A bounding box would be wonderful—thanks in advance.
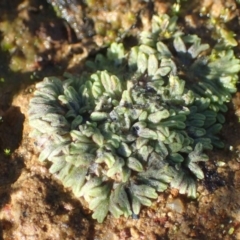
[92,198,109,223]
[137,52,148,73]
[148,109,170,123]
[90,112,108,121]
[127,157,144,172]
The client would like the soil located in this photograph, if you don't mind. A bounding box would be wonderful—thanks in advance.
[1,0,240,239]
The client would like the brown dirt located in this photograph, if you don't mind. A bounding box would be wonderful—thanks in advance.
[1,0,240,239]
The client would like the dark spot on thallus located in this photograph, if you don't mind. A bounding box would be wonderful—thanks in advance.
[132,213,139,220]
[125,187,139,220]
[69,101,77,111]
[132,126,139,136]
[111,116,117,121]
[146,86,155,94]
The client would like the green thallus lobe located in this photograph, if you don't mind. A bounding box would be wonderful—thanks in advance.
[28,14,240,222]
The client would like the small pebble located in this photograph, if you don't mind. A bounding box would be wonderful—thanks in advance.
[216,161,226,167]
[228,227,235,235]
[130,227,140,239]
[166,198,185,214]
[147,232,157,240]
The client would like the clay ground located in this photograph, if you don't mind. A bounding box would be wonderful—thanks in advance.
[1,0,240,239]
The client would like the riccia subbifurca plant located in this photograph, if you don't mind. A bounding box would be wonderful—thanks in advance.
[28,14,240,222]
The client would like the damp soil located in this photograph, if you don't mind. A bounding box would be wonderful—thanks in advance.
[1,0,240,239]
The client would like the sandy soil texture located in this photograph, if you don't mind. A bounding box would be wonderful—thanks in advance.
[0,0,240,239]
